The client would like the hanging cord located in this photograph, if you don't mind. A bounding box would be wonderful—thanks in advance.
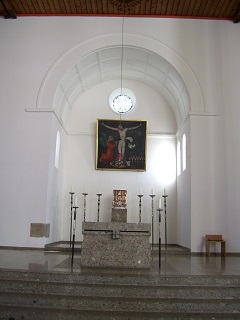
[120,0,125,122]
[120,16,125,96]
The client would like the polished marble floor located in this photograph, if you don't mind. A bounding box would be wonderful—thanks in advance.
[0,247,239,276]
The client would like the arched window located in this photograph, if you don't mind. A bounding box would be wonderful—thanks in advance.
[182,134,186,171]
[55,131,60,169]
[177,140,181,176]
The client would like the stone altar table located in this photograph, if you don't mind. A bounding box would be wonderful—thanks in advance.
[81,222,151,268]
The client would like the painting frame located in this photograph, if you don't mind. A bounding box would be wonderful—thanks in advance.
[96,119,147,171]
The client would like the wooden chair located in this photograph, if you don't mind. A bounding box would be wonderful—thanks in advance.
[205,235,226,256]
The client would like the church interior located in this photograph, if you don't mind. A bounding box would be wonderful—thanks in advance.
[0,0,240,318]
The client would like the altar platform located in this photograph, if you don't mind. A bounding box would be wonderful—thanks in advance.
[0,246,239,276]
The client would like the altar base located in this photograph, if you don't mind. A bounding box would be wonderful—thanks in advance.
[81,222,151,268]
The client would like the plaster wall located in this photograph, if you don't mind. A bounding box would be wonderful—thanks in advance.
[45,119,66,244]
[176,118,191,249]
[0,110,52,247]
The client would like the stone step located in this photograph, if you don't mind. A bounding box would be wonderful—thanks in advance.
[1,307,239,320]
[0,270,240,320]
[0,278,240,299]
[1,292,240,314]
[1,270,240,286]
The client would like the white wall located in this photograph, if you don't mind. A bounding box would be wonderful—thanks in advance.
[190,116,220,252]
[68,80,177,134]
[177,118,191,249]
[0,110,53,247]
[0,17,240,252]
[45,118,66,244]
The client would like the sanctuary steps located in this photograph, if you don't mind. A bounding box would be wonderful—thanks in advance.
[0,270,240,320]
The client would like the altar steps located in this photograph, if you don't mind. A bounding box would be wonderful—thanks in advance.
[0,270,240,320]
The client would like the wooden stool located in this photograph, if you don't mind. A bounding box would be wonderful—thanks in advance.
[205,235,226,256]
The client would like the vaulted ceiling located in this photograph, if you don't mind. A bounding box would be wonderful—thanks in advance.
[54,46,190,128]
[1,0,240,23]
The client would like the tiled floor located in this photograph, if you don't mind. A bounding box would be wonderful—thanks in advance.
[0,247,239,276]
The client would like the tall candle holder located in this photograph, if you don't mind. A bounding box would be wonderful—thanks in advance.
[82,192,88,222]
[163,193,168,249]
[157,208,163,268]
[149,194,156,250]
[71,205,78,266]
[69,191,75,247]
[137,194,143,223]
[96,193,102,222]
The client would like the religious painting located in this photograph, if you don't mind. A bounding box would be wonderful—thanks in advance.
[96,119,147,171]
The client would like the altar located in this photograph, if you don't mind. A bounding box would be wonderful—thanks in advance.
[81,221,151,268]
[80,189,151,268]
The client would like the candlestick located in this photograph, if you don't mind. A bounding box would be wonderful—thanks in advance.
[71,204,79,266]
[69,190,75,247]
[157,208,163,268]
[159,198,162,209]
[162,191,168,249]
[149,193,156,250]
[137,194,143,223]
[82,192,88,222]
[96,193,102,222]
[74,195,78,206]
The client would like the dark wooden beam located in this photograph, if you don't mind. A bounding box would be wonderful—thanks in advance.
[0,0,16,19]
[233,2,240,23]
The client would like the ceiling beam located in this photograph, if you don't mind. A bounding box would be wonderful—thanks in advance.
[0,0,16,19]
[233,2,240,23]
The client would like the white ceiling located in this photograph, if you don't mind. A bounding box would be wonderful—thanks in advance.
[54,45,190,128]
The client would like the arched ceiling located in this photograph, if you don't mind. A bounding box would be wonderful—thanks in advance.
[54,45,190,128]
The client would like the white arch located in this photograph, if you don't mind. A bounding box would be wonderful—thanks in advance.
[37,33,205,129]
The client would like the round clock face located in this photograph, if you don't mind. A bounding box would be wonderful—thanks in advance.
[112,94,133,114]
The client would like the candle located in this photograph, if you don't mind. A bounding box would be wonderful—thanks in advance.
[151,188,154,195]
[164,188,166,196]
[74,195,78,206]
[159,198,162,209]
[71,185,73,192]
[98,188,101,194]
[139,188,142,195]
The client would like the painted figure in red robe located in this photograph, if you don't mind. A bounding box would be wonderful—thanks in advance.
[100,136,116,164]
